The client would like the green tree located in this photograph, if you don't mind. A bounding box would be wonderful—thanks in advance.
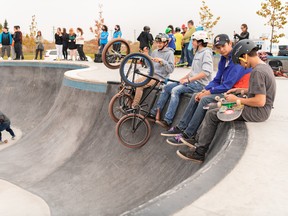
[199,0,221,41]
[256,0,288,52]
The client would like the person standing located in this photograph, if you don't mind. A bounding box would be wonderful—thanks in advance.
[137,26,154,53]
[68,28,77,61]
[182,20,196,67]
[34,31,44,60]
[234,23,249,43]
[13,25,23,60]
[174,27,183,64]
[62,28,69,60]
[55,27,63,60]
[165,27,176,51]
[112,25,122,52]
[76,27,87,61]
[0,27,13,60]
[98,25,109,54]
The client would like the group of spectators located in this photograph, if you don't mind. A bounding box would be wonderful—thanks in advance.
[0,25,23,60]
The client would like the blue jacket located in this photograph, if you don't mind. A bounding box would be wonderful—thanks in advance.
[0,32,13,45]
[168,33,176,50]
[205,53,251,94]
[113,31,122,39]
[100,31,109,45]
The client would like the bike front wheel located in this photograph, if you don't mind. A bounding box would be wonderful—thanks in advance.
[102,38,131,69]
[116,113,151,148]
[119,53,154,87]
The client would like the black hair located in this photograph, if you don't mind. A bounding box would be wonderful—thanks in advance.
[115,25,121,31]
[102,25,108,32]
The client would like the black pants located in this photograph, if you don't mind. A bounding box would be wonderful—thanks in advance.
[35,49,43,59]
[63,45,68,60]
[0,126,15,141]
[77,44,86,61]
[14,43,23,60]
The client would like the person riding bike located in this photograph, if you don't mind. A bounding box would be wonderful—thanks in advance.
[131,33,175,108]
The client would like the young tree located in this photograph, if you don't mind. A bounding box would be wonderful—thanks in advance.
[3,19,8,29]
[199,0,221,41]
[256,0,288,53]
[90,3,105,51]
[29,15,38,37]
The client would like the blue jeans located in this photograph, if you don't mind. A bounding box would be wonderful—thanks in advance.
[184,43,194,66]
[151,81,204,125]
[177,93,222,138]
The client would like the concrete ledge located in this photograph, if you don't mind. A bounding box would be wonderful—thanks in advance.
[121,121,248,216]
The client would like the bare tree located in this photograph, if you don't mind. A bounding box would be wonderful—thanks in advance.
[90,4,105,50]
[199,0,221,41]
[256,0,288,53]
[29,15,38,37]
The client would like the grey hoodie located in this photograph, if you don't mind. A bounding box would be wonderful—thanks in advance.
[189,47,213,86]
[150,47,175,81]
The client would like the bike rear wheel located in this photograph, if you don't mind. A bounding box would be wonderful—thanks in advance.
[116,113,151,148]
[102,38,131,69]
[119,53,154,87]
[108,92,133,123]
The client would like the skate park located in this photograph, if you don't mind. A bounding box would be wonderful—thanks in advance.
[0,60,287,216]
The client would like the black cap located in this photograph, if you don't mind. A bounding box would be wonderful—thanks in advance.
[214,34,230,46]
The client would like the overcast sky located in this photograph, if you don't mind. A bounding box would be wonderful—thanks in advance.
[1,0,287,42]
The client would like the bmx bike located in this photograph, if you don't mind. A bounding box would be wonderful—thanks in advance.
[112,53,178,148]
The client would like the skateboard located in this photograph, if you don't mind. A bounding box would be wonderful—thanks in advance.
[215,96,244,121]
[175,62,188,67]
[0,139,8,144]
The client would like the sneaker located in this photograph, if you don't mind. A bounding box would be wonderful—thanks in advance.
[11,136,16,140]
[155,120,170,129]
[8,57,12,60]
[161,126,182,137]
[180,136,197,149]
[176,149,204,163]
[0,57,3,60]
[166,134,185,146]
[146,114,156,122]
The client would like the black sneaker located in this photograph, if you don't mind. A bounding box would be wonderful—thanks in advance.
[166,134,185,146]
[146,114,156,122]
[180,136,197,149]
[161,126,182,137]
[176,149,205,163]
[156,120,170,129]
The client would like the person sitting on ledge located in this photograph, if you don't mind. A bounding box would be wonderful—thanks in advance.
[176,39,276,163]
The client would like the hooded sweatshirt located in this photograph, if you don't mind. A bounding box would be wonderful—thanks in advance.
[150,47,175,80]
[188,47,213,86]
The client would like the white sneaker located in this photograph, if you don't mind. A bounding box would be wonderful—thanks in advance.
[0,57,3,60]
[8,57,12,60]
[11,136,16,140]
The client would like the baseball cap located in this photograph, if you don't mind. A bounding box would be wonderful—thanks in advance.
[181,24,187,29]
[214,34,230,46]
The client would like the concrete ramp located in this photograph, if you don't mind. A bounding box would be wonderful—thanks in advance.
[0,62,247,216]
